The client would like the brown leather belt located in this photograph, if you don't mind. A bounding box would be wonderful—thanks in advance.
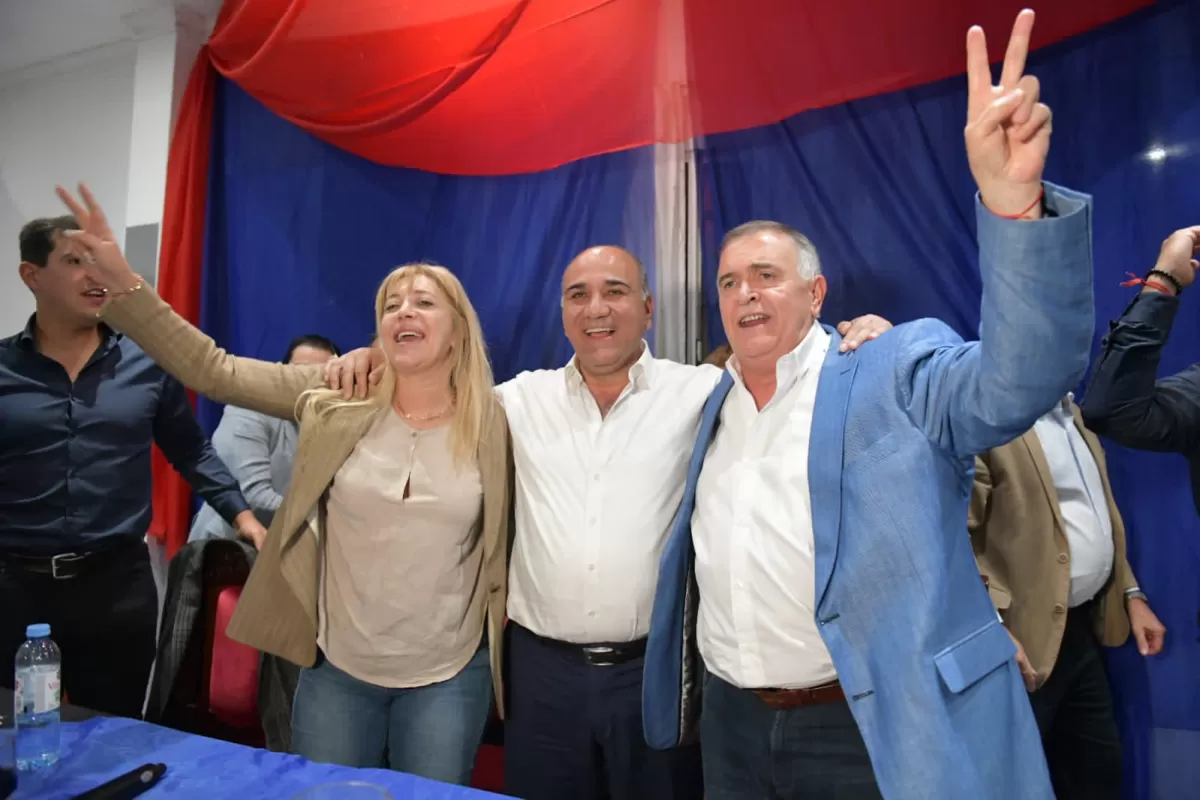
[753,680,845,710]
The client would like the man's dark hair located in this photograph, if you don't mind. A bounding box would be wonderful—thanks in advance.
[19,216,79,267]
[283,334,340,363]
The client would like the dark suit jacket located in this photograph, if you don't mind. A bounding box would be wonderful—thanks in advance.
[1081,290,1200,512]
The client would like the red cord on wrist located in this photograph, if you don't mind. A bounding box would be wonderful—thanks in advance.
[991,184,1045,220]
[1121,272,1176,295]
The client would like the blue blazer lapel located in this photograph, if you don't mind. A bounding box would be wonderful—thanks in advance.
[810,326,857,610]
[643,371,733,750]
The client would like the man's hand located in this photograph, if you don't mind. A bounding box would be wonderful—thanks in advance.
[836,315,893,352]
[324,346,385,400]
[1148,225,1200,292]
[233,510,268,551]
[1127,597,1166,656]
[964,10,1051,219]
[1007,628,1038,692]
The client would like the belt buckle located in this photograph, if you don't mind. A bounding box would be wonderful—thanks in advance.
[582,645,618,667]
[51,552,83,580]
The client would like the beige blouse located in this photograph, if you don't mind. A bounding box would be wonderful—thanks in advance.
[316,409,485,688]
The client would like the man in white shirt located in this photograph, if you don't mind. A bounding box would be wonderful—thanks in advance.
[970,395,1166,800]
[644,14,1092,798]
[324,246,890,800]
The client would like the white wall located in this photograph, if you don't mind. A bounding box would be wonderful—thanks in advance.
[0,45,137,333]
[126,35,176,231]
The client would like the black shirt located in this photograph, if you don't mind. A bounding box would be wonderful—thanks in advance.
[1081,291,1200,513]
[0,315,249,555]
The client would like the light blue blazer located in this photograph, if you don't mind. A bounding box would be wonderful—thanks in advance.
[643,184,1094,799]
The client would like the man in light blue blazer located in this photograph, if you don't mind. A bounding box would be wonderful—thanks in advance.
[643,11,1091,800]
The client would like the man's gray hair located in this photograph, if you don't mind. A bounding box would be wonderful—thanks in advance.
[721,221,822,280]
[630,252,651,299]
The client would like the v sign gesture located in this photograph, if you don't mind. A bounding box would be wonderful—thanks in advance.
[56,183,119,245]
[964,10,1051,219]
[56,183,142,296]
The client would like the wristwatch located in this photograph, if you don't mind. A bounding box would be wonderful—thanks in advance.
[1124,589,1148,605]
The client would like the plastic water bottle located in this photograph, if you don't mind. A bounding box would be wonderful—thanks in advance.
[13,624,61,770]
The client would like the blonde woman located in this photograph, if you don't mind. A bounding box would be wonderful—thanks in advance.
[58,185,510,785]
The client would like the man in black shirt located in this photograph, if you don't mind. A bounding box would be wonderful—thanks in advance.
[1081,226,1200,511]
[0,214,267,718]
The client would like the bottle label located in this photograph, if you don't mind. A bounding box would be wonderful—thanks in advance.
[15,666,60,715]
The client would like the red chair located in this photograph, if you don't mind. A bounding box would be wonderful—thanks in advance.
[471,743,505,791]
[158,542,264,747]
[206,586,262,731]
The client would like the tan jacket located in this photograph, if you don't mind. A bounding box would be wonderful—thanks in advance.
[969,402,1135,686]
[103,288,513,716]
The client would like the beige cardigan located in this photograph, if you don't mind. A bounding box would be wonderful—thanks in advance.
[102,288,513,715]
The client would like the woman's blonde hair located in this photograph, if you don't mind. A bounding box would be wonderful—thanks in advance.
[300,262,494,465]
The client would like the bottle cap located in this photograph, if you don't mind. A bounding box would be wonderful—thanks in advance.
[25,623,50,639]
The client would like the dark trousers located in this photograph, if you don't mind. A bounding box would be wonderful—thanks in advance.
[0,540,157,719]
[259,653,302,752]
[503,623,702,800]
[1029,603,1122,800]
[701,672,882,800]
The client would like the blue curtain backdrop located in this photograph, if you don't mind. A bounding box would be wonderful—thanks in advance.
[196,77,656,433]
[696,3,1200,798]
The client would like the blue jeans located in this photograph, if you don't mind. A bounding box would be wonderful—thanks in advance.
[290,645,492,785]
[701,672,881,800]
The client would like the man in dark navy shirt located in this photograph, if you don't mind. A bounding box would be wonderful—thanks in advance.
[1082,225,1200,512]
[0,214,267,719]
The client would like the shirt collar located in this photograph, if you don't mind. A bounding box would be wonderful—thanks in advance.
[565,340,654,392]
[17,314,37,346]
[1039,393,1076,425]
[727,323,829,395]
[18,313,121,354]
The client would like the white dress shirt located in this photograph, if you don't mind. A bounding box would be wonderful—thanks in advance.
[498,344,722,643]
[1031,396,1114,607]
[692,324,837,690]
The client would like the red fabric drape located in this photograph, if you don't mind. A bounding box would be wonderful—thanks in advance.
[196,0,1153,176]
[151,0,1154,554]
[148,49,217,558]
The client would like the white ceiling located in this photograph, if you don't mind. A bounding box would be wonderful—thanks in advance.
[0,0,222,76]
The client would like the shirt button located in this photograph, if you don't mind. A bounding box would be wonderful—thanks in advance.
[588,564,595,572]
[587,611,596,618]
[1057,553,1068,564]
[1053,604,1066,615]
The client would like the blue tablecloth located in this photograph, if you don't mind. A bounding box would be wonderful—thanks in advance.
[13,717,508,798]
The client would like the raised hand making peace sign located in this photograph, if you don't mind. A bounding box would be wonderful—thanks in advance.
[964,9,1051,220]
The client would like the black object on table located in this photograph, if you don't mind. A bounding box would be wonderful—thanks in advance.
[71,762,166,799]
